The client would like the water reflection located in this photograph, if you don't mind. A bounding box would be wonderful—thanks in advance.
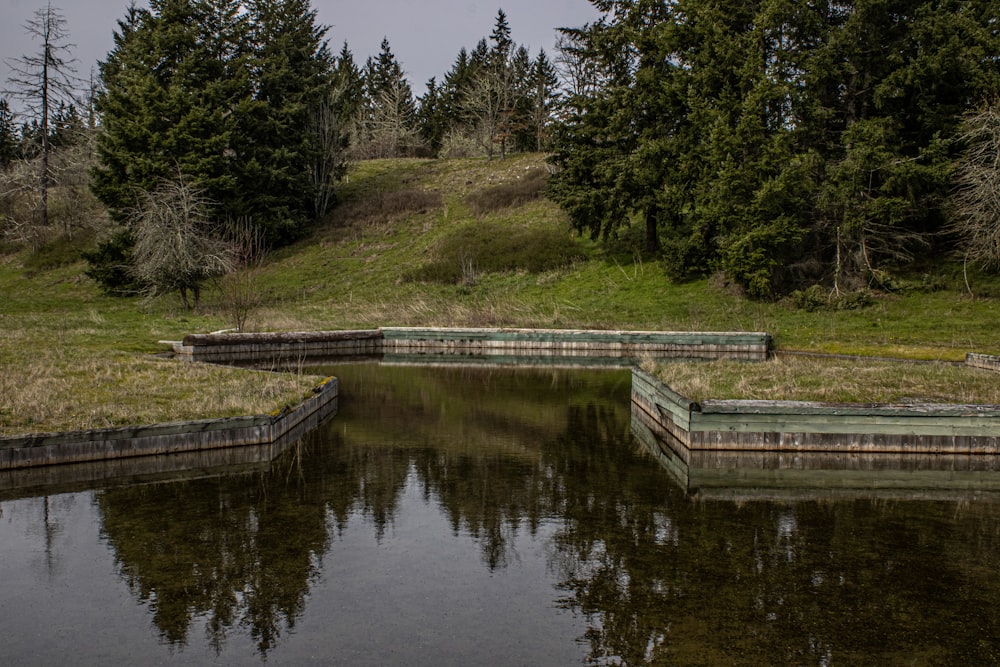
[4,364,1000,664]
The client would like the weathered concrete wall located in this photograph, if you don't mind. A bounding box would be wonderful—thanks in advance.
[967,353,1000,373]
[631,368,1000,455]
[174,330,383,363]
[173,327,772,364]
[0,377,338,471]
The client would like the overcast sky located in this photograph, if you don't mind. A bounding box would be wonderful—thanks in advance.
[2,0,601,116]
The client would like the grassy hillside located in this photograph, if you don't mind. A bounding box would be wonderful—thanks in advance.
[246,155,1000,356]
[2,154,1000,436]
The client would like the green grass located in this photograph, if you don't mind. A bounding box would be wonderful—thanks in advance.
[3,153,1000,436]
[647,355,1000,405]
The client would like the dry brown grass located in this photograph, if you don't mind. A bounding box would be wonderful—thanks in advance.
[466,167,548,215]
[0,351,319,437]
[651,354,1000,405]
[335,187,443,229]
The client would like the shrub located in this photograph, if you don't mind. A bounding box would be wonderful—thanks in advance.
[789,284,875,312]
[466,168,547,215]
[335,187,442,227]
[405,220,585,284]
[22,229,96,273]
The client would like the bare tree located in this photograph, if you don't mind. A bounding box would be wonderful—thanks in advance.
[219,218,266,331]
[554,32,602,113]
[129,176,233,310]
[3,4,78,233]
[357,77,420,159]
[463,61,516,160]
[311,84,351,218]
[950,100,1000,274]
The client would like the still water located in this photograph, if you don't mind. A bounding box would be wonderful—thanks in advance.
[2,364,1000,665]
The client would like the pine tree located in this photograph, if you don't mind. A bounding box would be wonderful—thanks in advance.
[90,0,339,293]
[92,0,249,224]
[333,42,364,125]
[0,99,17,169]
[463,9,520,159]
[417,77,447,155]
[244,0,335,234]
[549,0,689,254]
[438,48,478,140]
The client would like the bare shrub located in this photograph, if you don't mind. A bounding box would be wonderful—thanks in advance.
[950,100,1000,271]
[129,176,232,309]
[438,128,484,159]
[466,168,547,215]
[335,187,442,227]
[0,158,43,249]
[219,218,267,332]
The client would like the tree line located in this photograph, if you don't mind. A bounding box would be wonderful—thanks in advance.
[0,1,563,301]
[4,0,1000,303]
[546,0,1000,297]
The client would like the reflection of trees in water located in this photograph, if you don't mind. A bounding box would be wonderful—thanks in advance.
[542,404,1000,665]
[95,365,1000,663]
[97,460,330,654]
[96,432,417,656]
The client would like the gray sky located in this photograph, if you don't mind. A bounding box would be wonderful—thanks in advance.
[2,0,601,117]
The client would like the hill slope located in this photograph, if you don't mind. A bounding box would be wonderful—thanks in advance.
[2,154,1000,435]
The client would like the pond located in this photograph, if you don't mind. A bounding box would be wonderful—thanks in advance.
[2,363,1000,665]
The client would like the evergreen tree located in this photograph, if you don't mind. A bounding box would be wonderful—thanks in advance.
[92,0,249,224]
[333,42,364,125]
[244,0,335,233]
[90,0,338,293]
[417,77,447,154]
[48,101,83,148]
[548,0,1000,296]
[549,0,689,255]
[441,48,477,121]
[463,9,520,159]
[0,99,17,169]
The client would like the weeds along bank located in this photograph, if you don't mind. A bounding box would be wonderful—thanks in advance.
[2,156,1000,436]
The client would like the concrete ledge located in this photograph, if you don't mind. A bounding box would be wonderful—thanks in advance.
[175,329,382,362]
[174,327,772,364]
[0,377,338,471]
[967,353,1000,372]
[631,368,1000,455]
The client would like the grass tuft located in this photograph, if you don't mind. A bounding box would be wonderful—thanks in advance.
[405,221,586,284]
[466,167,548,215]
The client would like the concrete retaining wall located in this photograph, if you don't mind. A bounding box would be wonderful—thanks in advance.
[632,368,1000,455]
[172,327,772,364]
[173,330,383,362]
[967,353,1000,373]
[0,377,338,471]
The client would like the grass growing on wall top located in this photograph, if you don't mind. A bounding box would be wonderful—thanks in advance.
[650,355,1000,405]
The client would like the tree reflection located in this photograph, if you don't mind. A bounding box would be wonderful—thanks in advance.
[93,364,1000,663]
[543,416,1000,665]
[97,458,330,653]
